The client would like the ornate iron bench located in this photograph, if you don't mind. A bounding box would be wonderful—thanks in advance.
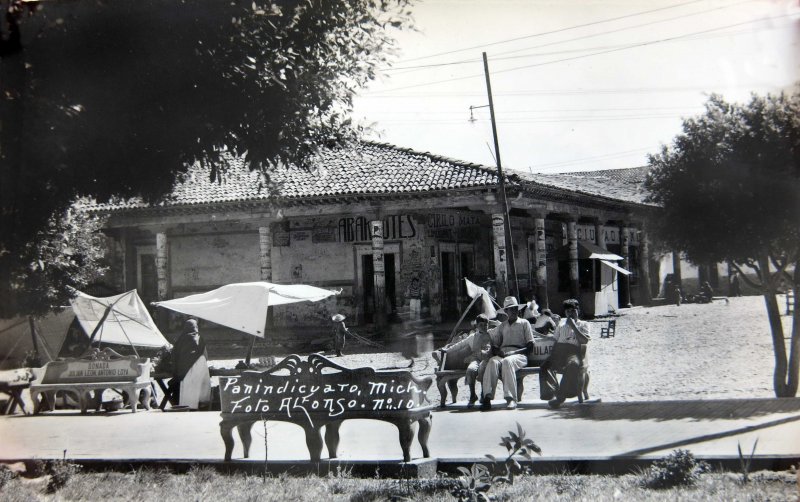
[219,354,434,462]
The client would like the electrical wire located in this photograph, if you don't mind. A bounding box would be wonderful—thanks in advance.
[383,0,756,72]
[394,0,708,63]
[368,13,794,94]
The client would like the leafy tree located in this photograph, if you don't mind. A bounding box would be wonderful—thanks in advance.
[0,0,412,318]
[645,90,800,397]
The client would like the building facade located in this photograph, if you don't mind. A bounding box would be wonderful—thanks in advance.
[93,143,656,332]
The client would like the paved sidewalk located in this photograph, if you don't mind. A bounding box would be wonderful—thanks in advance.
[2,397,799,472]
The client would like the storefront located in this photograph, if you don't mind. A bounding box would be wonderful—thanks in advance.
[95,142,654,334]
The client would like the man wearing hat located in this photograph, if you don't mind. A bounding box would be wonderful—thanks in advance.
[480,296,534,410]
[331,314,351,356]
[540,299,591,408]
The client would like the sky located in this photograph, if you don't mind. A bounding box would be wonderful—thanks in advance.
[351,0,800,174]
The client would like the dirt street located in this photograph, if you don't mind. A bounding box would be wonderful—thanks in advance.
[323,295,793,405]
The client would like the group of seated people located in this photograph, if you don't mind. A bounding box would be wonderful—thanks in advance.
[434,296,590,410]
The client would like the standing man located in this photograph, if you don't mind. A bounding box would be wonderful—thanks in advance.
[480,296,534,410]
[331,314,351,357]
[406,275,422,320]
[540,299,590,409]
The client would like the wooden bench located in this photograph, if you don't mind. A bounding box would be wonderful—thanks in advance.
[0,368,34,415]
[434,337,554,407]
[29,348,152,414]
[219,354,434,462]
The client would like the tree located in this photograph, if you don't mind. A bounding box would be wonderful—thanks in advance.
[0,0,412,318]
[645,90,800,397]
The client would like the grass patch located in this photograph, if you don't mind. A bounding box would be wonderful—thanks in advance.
[0,465,795,501]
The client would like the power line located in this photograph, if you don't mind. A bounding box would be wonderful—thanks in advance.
[368,13,794,94]
[384,0,756,72]
[394,0,707,63]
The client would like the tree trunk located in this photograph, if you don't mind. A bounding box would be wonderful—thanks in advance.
[786,260,800,397]
[757,252,791,397]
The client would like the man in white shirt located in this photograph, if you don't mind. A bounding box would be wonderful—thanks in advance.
[539,299,590,408]
[480,296,534,410]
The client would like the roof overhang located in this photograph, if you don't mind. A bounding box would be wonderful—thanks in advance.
[578,241,623,261]
[600,259,631,275]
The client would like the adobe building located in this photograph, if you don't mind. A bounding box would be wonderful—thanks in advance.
[92,142,657,333]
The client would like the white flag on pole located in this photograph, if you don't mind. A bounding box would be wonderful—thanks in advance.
[464,278,497,319]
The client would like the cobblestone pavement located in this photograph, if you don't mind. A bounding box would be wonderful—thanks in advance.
[215,295,794,406]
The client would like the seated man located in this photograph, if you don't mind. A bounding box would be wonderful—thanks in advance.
[480,296,534,410]
[433,314,497,406]
[531,308,557,335]
[539,299,590,409]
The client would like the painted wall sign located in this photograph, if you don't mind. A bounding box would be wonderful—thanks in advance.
[427,212,482,229]
[337,215,417,243]
[273,229,290,247]
[576,224,596,242]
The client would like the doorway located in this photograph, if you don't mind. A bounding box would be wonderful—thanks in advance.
[361,252,397,324]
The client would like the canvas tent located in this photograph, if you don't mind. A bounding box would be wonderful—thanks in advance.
[153,282,340,338]
[0,290,167,368]
[63,290,169,357]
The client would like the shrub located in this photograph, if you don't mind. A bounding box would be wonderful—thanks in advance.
[0,465,18,490]
[46,460,82,493]
[643,449,708,489]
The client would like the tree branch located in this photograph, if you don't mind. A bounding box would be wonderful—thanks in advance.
[731,261,763,290]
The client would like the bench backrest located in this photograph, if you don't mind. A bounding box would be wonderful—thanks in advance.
[220,354,432,425]
[39,348,149,384]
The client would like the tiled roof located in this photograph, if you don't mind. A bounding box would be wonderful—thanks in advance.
[93,142,652,211]
[520,166,653,205]
[95,142,500,210]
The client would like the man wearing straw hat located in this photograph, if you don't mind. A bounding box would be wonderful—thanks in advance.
[331,314,351,356]
[480,296,534,410]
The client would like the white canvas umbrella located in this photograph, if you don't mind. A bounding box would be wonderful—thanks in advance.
[153,281,339,337]
[153,282,339,364]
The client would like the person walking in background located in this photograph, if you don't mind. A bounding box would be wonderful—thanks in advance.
[331,314,351,356]
[406,275,422,320]
[170,318,211,410]
[730,271,741,297]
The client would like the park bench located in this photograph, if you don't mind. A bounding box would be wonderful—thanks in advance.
[0,368,34,415]
[29,348,152,414]
[433,335,554,407]
[218,353,434,462]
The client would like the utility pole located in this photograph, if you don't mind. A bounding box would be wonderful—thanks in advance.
[482,52,519,301]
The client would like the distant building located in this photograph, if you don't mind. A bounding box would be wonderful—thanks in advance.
[91,142,658,330]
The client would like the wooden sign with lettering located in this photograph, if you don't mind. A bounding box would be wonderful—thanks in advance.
[220,354,430,427]
[41,350,143,384]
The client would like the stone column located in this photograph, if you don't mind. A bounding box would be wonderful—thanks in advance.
[595,221,605,249]
[533,216,549,309]
[567,220,579,299]
[259,225,272,281]
[156,231,169,301]
[639,228,652,305]
[619,226,632,307]
[491,213,507,300]
[370,220,386,328]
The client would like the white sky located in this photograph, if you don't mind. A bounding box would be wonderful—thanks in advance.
[352,0,800,174]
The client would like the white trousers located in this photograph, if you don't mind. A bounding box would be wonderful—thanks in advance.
[481,354,528,402]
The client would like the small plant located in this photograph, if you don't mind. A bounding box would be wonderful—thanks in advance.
[737,439,758,484]
[46,459,82,493]
[643,449,708,489]
[451,423,541,501]
[0,465,17,490]
[486,422,542,484]
[451,464,492,502]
